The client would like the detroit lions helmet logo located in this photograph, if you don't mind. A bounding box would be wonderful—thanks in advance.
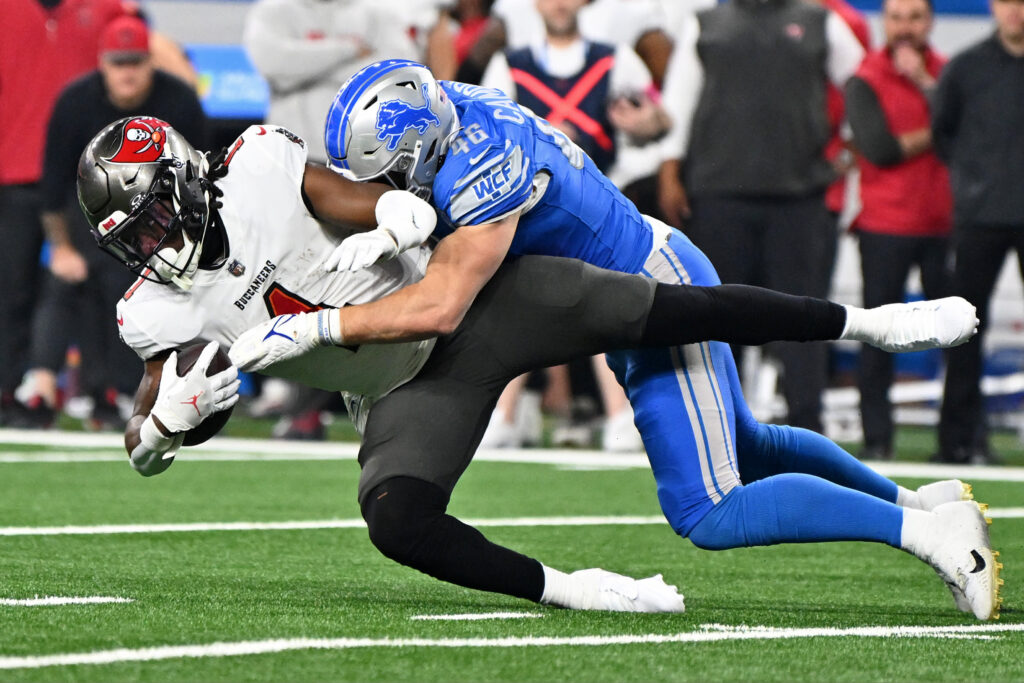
[375,83,441,151]
[104,117,171,164]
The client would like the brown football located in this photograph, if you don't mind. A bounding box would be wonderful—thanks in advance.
[174,341,234,446]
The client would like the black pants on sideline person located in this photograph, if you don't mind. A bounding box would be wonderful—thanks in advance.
[686,193,835,433]
[857,230,950,458]
[0,183,45,402]
[30,263,141,400]
[939,223,1024,463]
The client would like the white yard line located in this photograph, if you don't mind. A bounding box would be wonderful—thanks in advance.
[3,506,1023,538]
[0,597,133,607]
[2,623,1022,670]
[410,612,544,621]
[0,516,667,537]
[988,507,1024,518]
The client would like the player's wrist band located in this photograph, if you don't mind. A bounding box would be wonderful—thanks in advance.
[315,309,345,346]
[139,414,176,452]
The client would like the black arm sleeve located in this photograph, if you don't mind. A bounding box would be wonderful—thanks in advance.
[845,76,903,167]
[640,283,847,348]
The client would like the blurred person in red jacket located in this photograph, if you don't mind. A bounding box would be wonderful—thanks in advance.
[844,0,951,459]
[0,0,130,424]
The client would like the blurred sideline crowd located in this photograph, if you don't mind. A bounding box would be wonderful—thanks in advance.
[1,0,1022,464]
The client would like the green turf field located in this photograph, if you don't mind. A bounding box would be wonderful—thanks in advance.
[1,428,1021,682]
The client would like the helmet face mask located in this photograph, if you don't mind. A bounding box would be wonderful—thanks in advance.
[78,117,211,290]
[372,142,433,200]
[325,60,460,201]
[96,181,202,284]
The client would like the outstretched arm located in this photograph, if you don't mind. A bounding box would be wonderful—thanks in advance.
[229,213,518,371]
[336,213,519,342]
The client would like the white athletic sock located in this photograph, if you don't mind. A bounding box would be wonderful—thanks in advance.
[900,508,934,557]
[896,485,923,510]
[539,565,595,609]
[839,304,890,343]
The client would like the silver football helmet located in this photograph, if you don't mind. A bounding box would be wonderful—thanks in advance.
[77,116,212,290]
[324,59,459,200]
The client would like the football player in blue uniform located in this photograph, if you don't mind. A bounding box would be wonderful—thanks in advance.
[234,60,999,618]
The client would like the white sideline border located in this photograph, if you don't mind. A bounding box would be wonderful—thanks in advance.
[3,428,1024,483]
[2,623,1024,670]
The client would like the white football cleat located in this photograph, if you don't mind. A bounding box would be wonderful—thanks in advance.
[911,480,980,613]
[916,501,1002,620]
[872,297,978,353]
[917,480,974,511]
[571,569,685,613]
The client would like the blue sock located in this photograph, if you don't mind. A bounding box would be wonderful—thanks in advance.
[738,423,899,504]
[687,473,904,550]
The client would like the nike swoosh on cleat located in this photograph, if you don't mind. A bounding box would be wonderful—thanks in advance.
[969,549,986,574]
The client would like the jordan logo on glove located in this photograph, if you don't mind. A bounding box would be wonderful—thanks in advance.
[180,391,205,417]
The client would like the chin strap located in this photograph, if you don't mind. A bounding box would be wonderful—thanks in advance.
[169,272,195,291]
[152,233,200,291]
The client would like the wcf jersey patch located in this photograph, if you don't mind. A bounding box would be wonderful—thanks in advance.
[448,145,528,225]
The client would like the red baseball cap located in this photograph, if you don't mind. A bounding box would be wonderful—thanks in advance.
[99,15,150,62]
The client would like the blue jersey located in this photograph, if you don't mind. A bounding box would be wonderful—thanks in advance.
[432,81,654,274]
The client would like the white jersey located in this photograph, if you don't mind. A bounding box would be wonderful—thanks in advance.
[117,125,436,404]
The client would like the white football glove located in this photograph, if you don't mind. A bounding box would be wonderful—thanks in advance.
[324,190,437,272]
[129,427,184,477]
[151,341,241,434]
[324,229,400,272]
[228,311,332,373]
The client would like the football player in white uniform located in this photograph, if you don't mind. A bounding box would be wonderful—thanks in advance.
[80,117,995,616]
